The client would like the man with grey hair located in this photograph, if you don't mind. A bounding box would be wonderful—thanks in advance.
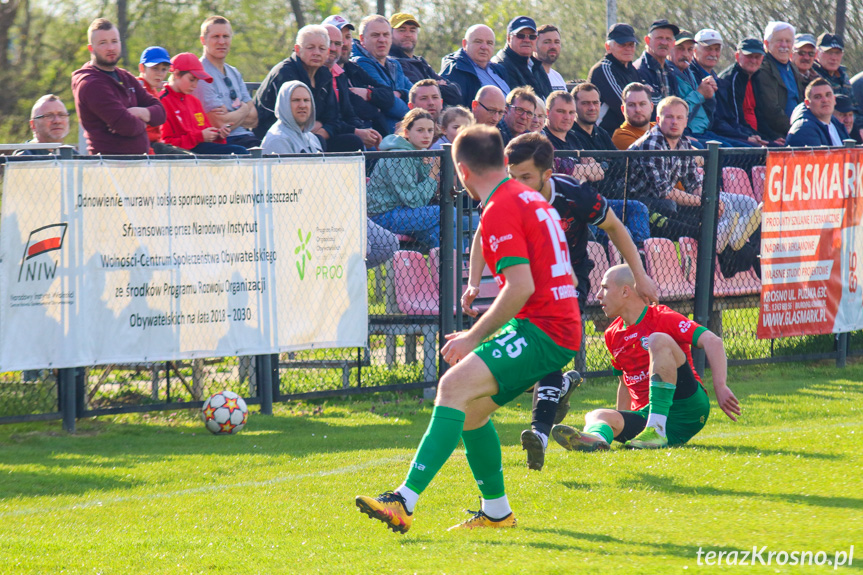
[254,24,363,150]
[588,23,641,133]
[812,33,853,99]
[440,24,511,107]
[16,95,72,155]
[755,21,805,141]
[351,14,413,131]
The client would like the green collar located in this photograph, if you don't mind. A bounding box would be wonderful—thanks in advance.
[484,177,510,206]
[623,306,648,328]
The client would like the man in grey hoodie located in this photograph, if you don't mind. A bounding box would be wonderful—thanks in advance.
[263,80,397,267]
[262,81,323,154]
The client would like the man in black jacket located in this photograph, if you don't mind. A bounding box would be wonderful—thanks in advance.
[388,12,462,106]
[717,39,784,146]
[254,24,362,151]
[588,23,642,134]
[491,16,552,100]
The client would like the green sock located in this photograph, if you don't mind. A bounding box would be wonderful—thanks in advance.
[649,375,676,417]
[462,419,505,500]
[584,422,614,444]
[403,405,465,495]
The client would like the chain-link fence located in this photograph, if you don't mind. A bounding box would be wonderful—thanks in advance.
[0,142,859,426]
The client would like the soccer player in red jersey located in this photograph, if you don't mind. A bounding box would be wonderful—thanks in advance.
[356,124,581,533]
[553,264,740,451]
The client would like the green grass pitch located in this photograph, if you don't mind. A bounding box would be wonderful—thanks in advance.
[0,360,861,574]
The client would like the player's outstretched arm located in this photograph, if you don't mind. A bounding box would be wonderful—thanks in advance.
[697,330,741,421]
[442,263,534,366]
[598,210,659,305]
[461,225,484,318]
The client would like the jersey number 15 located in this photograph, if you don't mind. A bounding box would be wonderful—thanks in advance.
[536,207,571,278]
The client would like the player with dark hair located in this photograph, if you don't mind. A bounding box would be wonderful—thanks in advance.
[463,132,657,470]
[552,264,740,451]
[356,124,580,532]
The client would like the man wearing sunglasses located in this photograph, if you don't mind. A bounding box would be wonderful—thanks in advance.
[15,95,73,156]
[195,16,260,149]
[492,16,552,100]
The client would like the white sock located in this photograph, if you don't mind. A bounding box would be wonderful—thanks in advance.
[535,431,548,450]
[395,484,419,513]
[481,495,512,519]
[645,413,668,437]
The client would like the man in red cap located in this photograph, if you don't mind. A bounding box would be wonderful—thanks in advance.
[71,18,166,155]
[159,52,249,154]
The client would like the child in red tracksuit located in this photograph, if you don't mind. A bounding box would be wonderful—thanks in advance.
[159,53,248,155]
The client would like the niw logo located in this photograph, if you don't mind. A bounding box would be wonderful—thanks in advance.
[18,223,67,283]
[295,228,312,280]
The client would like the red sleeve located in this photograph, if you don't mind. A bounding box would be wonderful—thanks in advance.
[482,196,529,271]
[655,306,702,347]
[160,93,204,150]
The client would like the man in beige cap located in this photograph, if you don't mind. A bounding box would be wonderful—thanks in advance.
[389,12,462,105]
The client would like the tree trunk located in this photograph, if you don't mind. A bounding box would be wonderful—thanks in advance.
[836,0,847,39]
[0,0,21,68]
[289,0,305,28]
[116,0,128,66]
[376,0,385,16]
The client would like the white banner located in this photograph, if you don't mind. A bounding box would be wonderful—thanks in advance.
[0,158,368,370]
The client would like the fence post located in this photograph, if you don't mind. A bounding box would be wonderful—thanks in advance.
[256,354,274,415]
[247,147,276,410]
[60,368,76,433]
[836,139,856,367]
[692,142,722,376]
[439,145,456,379]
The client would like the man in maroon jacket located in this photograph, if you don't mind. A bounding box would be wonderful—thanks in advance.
[72,18,166,155]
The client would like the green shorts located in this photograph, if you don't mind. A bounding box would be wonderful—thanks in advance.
[473,318,577,406]
[619,384,711,445]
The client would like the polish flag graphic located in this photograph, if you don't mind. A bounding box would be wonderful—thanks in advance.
[22,223,67,261]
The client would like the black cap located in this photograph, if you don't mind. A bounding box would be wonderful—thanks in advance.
[607,23,638,44]
[738,38,765,55]
[507,16,537,35]
[649,19,680,36]
[835,94,857,113]
[675,30,696,45]
[817,32,844,50]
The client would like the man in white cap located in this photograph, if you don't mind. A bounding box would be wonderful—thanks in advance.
[690,29,764,146]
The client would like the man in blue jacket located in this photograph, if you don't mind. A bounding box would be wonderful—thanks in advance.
[352,14,413,133]
[440,25,510,107]
[787,78,849,146]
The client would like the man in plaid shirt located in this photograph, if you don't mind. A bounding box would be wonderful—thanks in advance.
[628,96,702,240]
[629,95,761,254]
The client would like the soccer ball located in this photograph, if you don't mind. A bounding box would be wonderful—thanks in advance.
[201,390,249,435]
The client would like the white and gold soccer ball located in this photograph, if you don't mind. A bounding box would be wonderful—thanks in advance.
[201,390,249,435]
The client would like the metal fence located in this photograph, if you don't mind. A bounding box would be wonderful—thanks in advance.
[0,142,858,429]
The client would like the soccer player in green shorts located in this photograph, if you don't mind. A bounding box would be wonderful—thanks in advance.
[356,125,581,533]
[552,264,741,451]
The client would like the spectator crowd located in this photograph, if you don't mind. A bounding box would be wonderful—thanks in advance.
[13,13,863,281]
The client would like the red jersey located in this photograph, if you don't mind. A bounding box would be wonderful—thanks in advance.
[604,305,706,410]
[481,178,581,349]
[137,77,164,145]
[159,85,225,150]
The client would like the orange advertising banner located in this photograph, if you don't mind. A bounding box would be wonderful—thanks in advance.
[758,148,863,338]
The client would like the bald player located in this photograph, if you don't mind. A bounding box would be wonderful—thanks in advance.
[552,264,740,450]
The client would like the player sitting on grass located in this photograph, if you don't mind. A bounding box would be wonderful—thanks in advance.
[462,132,659,470]
[356,124,581,533]
[552,264,740,451]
